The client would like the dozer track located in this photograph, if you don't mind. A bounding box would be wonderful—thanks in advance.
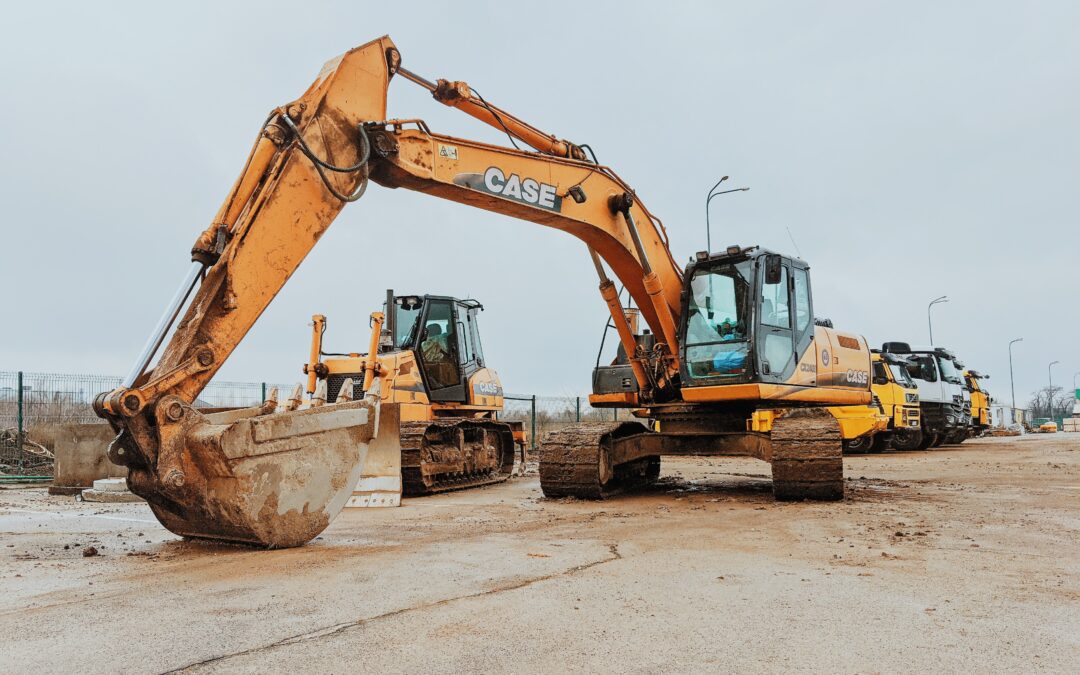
[399,419,516,496]
[539,422,660,499]
[769,408,844,501]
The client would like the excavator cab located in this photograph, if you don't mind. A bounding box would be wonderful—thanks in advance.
[593,245,854,402]
[680,247,816,387]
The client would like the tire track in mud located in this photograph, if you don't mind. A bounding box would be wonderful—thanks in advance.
[166,543,623,674]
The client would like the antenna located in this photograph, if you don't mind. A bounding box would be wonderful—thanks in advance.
[785,226,803,257]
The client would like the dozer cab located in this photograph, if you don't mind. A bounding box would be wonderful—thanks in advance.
[302,291,522,506]
[95,36,874,548]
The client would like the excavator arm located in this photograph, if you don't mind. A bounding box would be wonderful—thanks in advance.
[96,36,686,547]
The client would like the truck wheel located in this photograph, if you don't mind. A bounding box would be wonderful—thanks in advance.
[842,435,873,454]
[891,430,920,452]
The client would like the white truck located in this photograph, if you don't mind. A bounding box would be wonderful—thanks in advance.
[882,343,966,449]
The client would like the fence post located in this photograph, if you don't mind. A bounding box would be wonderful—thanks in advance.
[16,371,24,471]
[575,396,580,422]
[530,395,537,454]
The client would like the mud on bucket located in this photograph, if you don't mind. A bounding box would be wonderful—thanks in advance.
[124,396,379,549]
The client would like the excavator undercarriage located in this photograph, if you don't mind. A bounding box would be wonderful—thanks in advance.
[539,408,843,501]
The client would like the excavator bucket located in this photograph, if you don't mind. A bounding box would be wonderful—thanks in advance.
[119,393,381,548]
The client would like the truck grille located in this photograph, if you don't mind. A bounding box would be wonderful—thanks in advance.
[326,373,364,403]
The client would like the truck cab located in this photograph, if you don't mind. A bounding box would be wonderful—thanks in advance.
[963,370,992,436]
[869,351,922,450]
[882,342,965,449]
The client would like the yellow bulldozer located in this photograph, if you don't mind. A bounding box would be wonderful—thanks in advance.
[95,36,875,548]
[300,291,524,506]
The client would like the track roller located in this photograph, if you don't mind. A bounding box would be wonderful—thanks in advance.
[399,419,516,495]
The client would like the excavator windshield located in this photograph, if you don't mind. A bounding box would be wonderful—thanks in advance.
[684,262,752,380]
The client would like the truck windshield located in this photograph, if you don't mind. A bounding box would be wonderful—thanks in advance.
[937,356,961,384]
[890,363,915,387]
[684,261,751,379]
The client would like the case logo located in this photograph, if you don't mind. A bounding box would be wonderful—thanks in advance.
[454,167,562,212]
[845,369,868,385]
[474,381,503,396]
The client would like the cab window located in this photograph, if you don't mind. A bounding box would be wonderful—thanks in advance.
[456,304,476,365]
[793,268,810,332]
[873,361,888,383]
[684,261,751,379]
[761,266,790,328]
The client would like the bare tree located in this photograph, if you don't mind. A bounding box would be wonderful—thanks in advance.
[1026,386,1075,419]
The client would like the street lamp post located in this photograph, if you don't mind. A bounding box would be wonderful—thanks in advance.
[1048,360,1060,419]
[705,176,750,253]
[1008,337,1023,416]
[927,296,949,345]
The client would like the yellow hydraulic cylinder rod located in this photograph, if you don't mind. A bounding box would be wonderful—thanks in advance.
[361,311,385,393]
[590,248,649,392]
[191,120,285,261]
[614,204,680,369]
[306,314,326,395]
[642,271,680,370]
[397,67,584,160]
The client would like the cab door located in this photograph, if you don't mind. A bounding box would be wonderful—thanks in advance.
[756,256,796,382]
[414,298,466,402]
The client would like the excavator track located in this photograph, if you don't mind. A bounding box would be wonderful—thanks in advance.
[769,408,844,501]
[400,419,516,496]
[539,422,659,499]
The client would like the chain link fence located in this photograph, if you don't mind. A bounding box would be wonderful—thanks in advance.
[0,371,299,476]
[0,371,614,476]
[502,393,626,456]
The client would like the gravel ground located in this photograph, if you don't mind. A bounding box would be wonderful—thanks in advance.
[1,433,1077,674]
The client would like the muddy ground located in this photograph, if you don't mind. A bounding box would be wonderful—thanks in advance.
[1,434,1078,673]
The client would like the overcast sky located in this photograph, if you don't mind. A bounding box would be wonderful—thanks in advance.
[1,2,1077,404]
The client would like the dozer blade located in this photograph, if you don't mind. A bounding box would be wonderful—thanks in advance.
[121,396,380,548]
[345,403,403,508]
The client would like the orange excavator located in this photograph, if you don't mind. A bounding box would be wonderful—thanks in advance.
[95,36,872,548]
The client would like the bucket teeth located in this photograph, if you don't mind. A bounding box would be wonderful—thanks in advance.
[286,383,304,411]
[311,380,327,407]
[261,387,279,414]
[336,378,354,402]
